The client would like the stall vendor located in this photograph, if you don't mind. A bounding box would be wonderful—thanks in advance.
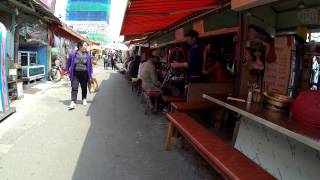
[318,57,320,90]
[171,30,203,83]
[311,56,319,90]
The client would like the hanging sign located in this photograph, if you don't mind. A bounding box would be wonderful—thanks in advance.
[66,21,109,35]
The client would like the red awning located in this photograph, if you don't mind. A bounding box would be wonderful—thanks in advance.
[121,0,220,37]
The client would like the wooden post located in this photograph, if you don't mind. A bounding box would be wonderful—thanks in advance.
[165,121,175,151]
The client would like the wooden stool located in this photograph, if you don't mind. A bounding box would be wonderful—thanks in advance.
[144,90,161,114]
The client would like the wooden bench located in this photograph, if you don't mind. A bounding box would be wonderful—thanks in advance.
[171,101,220,112]
[143,90,161,114]
[162,95,185,111]
[165,112,275,180]
[162,96,185,103]
[146,91,161,97]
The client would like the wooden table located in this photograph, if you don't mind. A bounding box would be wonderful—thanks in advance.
[202,94,320,180]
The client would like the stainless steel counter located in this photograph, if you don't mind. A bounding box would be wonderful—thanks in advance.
[202,94,320,151]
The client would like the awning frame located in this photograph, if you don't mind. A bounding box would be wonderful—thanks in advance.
[121,1,232,43]
[121,0,228,37]
[149,2,231,41]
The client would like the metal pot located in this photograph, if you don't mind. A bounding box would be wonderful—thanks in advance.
[263,92,294,109]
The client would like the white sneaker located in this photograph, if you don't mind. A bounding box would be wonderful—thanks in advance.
[68,101,76,109]
[82,99,88,106]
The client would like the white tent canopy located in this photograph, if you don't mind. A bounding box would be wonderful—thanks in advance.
[102,43,128,50]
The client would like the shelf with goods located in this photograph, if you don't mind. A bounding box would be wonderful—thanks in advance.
[8,65,23,101]
[18,51,45,85]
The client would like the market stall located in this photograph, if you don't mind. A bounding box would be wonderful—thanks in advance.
[0,4,23,102]
[121,0,320,179]
[203,93,320,180]
[224,0,320,179]
[17,14,49,84]
[0,21,16,120]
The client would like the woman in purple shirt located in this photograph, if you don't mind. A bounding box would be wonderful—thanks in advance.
[66,40,93,109]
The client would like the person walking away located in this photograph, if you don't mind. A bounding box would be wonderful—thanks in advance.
[171,30,203,83]
[111,53,116,70]
[66,40,93,109]
[128,56,141,78]
[107,51,112,67]
[103,53,108,69]
[311,56,319,90]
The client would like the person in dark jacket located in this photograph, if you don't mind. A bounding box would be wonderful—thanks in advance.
[317,57,320,90]
[66,40,93,109]
[171,30,203,83]
[111,53,116,70]
[103,53,108,69]
[128,56,141,78]
[311,56,319,90]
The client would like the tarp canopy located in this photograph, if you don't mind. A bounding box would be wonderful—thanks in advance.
[102,43,128,51]
[86,34,112,43]
[121,0,220,37]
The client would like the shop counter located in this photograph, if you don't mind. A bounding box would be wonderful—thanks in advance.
[22,65,45,81]
[202,94,320,180]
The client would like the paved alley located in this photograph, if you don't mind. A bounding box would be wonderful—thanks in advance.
[0,66,217,180]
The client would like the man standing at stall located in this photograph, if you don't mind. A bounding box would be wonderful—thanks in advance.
[171,30,203,83]
[317,57,320,90]
[311,56,319,91]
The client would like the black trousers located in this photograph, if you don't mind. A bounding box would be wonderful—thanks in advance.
[71,71,88,102]
[104,61,108,69]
